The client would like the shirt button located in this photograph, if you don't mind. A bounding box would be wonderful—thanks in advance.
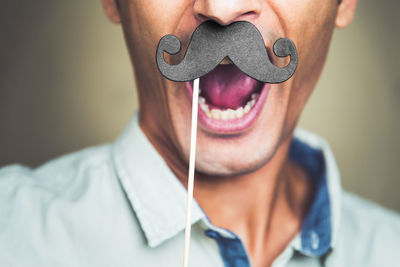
[310,231,319,250]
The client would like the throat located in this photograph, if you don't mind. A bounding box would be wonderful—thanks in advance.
[199,64,263,110]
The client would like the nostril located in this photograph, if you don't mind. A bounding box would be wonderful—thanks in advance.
[195,13,211,23]
[239,11,259,21]
[244,11,255,16]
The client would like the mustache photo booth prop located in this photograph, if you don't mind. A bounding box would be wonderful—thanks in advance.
[156,20,298,267]
[156,20,298,83]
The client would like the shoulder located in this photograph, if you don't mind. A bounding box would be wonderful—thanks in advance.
[0,144,113,236]
[340,191,400,242]
[0,144,112,197]
[0,144,145,266]
[328,191,400,266]
[341,191,400,226]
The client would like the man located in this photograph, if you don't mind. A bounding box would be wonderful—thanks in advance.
[0,0,399,266]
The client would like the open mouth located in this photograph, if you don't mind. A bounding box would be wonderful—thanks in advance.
[186,63,270,134]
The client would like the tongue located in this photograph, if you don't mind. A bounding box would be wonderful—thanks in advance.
[200,64,262,109]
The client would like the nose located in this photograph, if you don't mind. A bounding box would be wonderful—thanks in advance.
[193,0,262,26]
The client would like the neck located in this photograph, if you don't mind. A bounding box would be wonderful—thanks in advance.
[187,133,313,266]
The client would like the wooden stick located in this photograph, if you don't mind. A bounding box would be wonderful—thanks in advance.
[182,78,199,267]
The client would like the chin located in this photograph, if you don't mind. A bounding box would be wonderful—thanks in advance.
[194,140,279,176]
[193,119,284,176]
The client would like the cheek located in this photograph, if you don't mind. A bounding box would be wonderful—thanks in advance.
[167,82,192,154]
[122,0,189,57]
[127,0,194,37]
[282,31,333,138]
[277,2,337,131]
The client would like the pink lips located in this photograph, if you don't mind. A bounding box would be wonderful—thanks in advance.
[185,64,270,134]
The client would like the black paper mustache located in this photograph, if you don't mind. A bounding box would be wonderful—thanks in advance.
[156,20,298,83]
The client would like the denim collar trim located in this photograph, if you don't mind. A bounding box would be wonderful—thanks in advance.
[291,128,341,256]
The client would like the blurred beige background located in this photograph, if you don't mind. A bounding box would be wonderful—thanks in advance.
[0,1,399,212]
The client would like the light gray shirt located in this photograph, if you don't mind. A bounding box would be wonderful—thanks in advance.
[1,113,399,267]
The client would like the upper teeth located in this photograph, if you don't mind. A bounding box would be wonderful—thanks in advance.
[199,93,259,120]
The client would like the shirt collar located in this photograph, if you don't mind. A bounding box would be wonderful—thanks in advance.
[111,113,341,255]
[111,113,205,248]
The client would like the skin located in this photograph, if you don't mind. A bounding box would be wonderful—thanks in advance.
[103,0,357,266]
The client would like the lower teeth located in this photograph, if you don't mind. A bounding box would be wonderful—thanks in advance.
[199,93,259,120]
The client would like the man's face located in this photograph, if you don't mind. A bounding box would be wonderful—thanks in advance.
[108,0,351,176]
